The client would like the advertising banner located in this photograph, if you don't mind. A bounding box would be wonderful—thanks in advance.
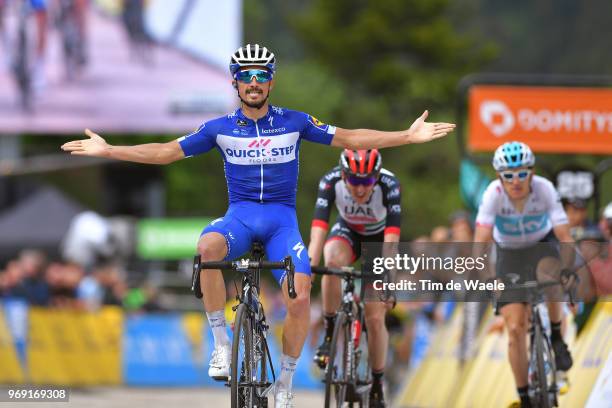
[468,86,612,154]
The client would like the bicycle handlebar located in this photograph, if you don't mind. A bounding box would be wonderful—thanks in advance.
[495,276,578,306]
[311,266,363,279]
[193,255,297,299]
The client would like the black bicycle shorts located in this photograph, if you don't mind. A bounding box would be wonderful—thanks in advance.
[495,230,560,312]
[326,217,385,261]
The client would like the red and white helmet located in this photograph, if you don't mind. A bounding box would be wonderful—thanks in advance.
[339,149,382,178]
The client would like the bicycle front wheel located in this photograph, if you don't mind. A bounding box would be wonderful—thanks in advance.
[325,311,350,408]
[533,314,555,408]
[231,303,254,408]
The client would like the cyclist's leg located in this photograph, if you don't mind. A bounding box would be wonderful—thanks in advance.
[264,205,311,397]
[535,243,573,371]
[322,220,356,315]
[198,214,253,312]
[501,304,530,381]
[265,224,311,357]
[496,244,532,404]
[199,212,252,379]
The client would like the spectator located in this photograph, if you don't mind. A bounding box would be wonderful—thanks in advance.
[61,211,116,272]
[449,210,473,242]
[18,250,49,306]
[600,202,612,241]
[563,198,597,240]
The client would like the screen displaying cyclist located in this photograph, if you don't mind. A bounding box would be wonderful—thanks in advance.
[61,43,455,407]
[473,141,574,408]
[308,149,400,407]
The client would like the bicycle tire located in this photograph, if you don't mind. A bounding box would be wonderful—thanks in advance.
[355,314,371,407]
[533,314,551,408]
[231,303,254,408]
[325,311,349,408]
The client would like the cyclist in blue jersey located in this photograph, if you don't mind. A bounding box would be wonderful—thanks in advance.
[62,43,455,407]
[474,142,574,408]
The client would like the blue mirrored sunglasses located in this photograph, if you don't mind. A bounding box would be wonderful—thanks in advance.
[500,169,532,182]
[347,175,378,186]
[234,69,273,83]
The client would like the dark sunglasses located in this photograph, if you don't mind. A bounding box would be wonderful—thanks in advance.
[346,175,378,186]
[234,69,273,84]
[499,169,532,182]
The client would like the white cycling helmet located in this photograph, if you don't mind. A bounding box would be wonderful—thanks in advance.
[492,141,535,171]
[229,44,276,76]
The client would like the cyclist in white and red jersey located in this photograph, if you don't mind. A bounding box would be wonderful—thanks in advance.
[62,44,455,407]
[309,149,400,407]
[474,141,574,408]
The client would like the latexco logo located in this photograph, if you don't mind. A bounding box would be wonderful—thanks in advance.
[480,100,515,137]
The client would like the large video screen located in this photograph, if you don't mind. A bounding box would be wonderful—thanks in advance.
[0,0,240,135]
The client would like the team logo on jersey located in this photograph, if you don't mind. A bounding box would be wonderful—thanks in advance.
[237,119,248,127]
[218,133,300,165]
[248,139,272,148]
[495,214,548,236]
[309,115,328,130]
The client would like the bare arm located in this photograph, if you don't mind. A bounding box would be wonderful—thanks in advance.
[308,226,328,267]
[61,129,185,165]
[331,110,455,149]
[553,223,575,269]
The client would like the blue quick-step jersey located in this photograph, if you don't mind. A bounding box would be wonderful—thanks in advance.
[178,106,336,207]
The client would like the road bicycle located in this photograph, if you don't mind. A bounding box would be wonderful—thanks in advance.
[495,274,578,408]
[312,266,372,408]
[192,242,297,408]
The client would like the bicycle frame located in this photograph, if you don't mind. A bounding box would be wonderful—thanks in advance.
[191,243,296,407]
[313,266,371,406]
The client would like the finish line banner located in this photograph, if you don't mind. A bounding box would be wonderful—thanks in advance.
[468,85,612,154]
[360,242,611,303]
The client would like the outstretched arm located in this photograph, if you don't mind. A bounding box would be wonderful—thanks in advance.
[61,129,185,165]
[331,110,455,149]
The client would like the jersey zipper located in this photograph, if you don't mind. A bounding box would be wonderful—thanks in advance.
[255,121,264,202]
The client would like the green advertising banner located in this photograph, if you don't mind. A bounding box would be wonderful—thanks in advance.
[137,218,213,260]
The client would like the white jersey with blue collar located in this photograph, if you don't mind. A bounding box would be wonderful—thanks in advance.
[475,175,569,248]
[177,106,336,207]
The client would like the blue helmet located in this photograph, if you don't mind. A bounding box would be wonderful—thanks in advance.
[229,44,276,76]
[492,141,535,171]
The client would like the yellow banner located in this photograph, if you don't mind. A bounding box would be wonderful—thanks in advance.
[28,307,123,386]
[560,300,612,407]
[0,306,25,384]
[396,305,464,407]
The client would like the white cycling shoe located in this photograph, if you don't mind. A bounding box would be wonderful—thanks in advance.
[274,385,295,408]
[208,344,231,380]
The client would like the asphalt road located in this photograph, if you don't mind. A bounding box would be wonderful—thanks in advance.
[0,387,325,407]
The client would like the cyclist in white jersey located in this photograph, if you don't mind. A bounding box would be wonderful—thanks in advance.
[474,141,574,408]
[61,44,455,407]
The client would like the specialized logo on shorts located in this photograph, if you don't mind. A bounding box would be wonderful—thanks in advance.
[293,242,305,259]
[217,133,299,165]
